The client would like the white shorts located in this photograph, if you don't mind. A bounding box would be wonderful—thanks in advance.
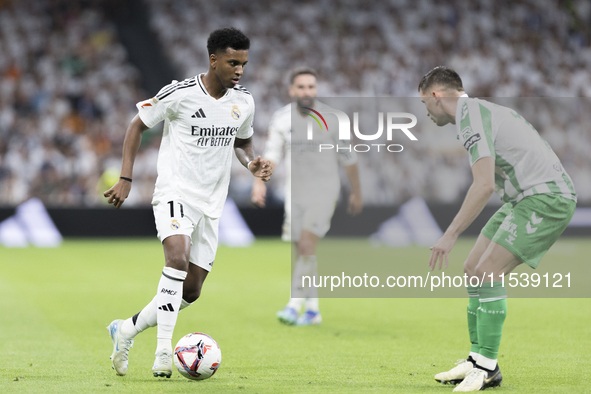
[153,199,219,272]
[287,199,337,243]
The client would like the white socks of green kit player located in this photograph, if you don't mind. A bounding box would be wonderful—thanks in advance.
[287,255,319,313]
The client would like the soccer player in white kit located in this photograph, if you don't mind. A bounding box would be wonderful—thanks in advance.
[103,28,271,378]
[251,68,363,326]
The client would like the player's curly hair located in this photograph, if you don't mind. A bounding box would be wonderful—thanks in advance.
[207,27,250,55]
[418,66,464,93]
[289,67,318,85]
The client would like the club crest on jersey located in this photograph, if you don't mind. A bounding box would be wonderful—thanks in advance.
[231,105,241,120]
[171,220,180,230]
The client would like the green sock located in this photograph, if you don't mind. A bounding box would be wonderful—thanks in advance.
[467,286,480,355]
[477,281,507,360]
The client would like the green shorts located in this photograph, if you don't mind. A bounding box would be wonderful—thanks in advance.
[482,194,576,269]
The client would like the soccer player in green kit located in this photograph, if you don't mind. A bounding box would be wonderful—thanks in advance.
[419,67,576,392]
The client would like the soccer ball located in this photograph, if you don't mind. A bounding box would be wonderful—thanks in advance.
[173,332,221,380]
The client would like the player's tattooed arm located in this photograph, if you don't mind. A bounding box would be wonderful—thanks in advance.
[103,114,149,209]
[234,137,272,182]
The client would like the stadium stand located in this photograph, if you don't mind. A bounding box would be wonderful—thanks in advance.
[1,0,590,208]
[0,0,157,206]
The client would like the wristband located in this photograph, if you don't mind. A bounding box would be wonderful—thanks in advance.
[247,160,253,170]
[120,176,132,183]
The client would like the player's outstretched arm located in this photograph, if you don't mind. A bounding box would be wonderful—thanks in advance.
[428,157,495,271]
[103,114,149,209]
[234,137,272,182]
[345,163,363,216]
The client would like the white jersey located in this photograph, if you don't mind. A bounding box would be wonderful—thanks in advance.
[456,95,576,204]
[264,101,357,206]
[137,74,255,218]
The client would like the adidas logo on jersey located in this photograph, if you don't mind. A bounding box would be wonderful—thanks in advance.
[158,303,175,312]
[191,108,206,118]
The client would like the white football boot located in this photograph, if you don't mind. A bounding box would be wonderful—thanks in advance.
[434,359,474,385]
[453,365,502,392]
[107,319,134,376]
[152,345,173,378]
[453,368,487,392]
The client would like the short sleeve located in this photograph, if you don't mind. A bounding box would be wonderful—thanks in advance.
[136,80,180,128]
[458,100,495,166]
[263,111,285,164]
[236,97,254,139]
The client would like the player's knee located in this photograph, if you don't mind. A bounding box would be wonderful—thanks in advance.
[472,261,489,280]
[297,244,307,256]
[165,254,190,272]
[463,260,477,277]
[297,240,314,256]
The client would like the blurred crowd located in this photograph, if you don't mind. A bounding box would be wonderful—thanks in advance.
[1,0,590,208]
[147,0,591,206]
[0,0,154,207]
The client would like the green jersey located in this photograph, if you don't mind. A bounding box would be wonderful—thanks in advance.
[456,95,577,204]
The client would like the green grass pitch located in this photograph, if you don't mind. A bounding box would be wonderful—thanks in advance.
[1,238,590,393]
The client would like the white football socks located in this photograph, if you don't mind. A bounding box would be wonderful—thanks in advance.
[180,298,193,311]
[304,256,319,312]
[120,283,195,340]
[287,255,319,313]
[121,295,157,339]
[476,354,497,371]
[156,267,187,347]
[304,297,319,313]
[286,297,305,312]
[303,256,319,312]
